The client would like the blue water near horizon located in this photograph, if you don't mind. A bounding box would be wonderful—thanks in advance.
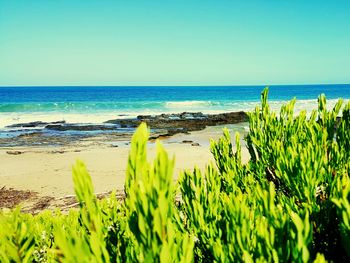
[1,84,350,129]
[1,85,350,104]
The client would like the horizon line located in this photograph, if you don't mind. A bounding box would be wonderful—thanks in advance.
[1,83,350,88]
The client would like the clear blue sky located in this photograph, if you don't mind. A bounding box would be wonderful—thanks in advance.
[0,0,349,86]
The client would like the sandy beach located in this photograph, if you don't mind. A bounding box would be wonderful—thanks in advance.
[0,124,250,209]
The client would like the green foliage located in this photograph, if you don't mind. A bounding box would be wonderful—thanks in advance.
[0,88,349,262]
[54,160,111,262]
[244,88,350,261]
[0,208,35,262]
[332,171,350,257]
[125,123,194,262]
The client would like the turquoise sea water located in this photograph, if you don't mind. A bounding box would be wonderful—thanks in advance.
[0,85,350,129]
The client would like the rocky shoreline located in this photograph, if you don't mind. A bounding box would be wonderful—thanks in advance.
[0,111,248,147]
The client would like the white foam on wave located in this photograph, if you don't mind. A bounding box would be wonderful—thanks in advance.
[218,98,349,115]
[271,98,349,116]
[0,112,132,129]
[165,100,212,108]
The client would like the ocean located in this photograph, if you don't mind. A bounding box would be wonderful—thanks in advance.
[1,84,350,131]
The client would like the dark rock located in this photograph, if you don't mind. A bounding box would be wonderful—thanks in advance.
[1,111,248,148]
[6,150,23,155]
[6,120,65,128]
[149,133,172,140]
[105,111,248,137]
[50,150,65,154]
[137,115,152,120]
[191,143,201,146]
[45,124,117,131]
[182,140,193,144]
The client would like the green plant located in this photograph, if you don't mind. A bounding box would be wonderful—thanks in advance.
[125,123,194,262]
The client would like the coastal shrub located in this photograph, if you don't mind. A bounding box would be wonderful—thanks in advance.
[125,123,194,262]
[0,88,350,262]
